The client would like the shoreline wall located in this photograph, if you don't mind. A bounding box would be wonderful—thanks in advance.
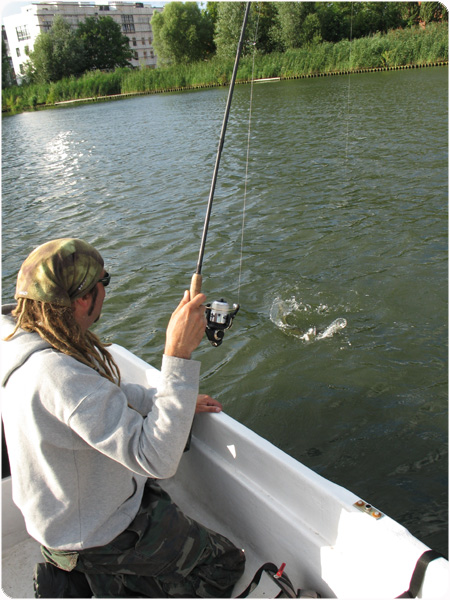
[54,60,449,108]
[3,60,448,114]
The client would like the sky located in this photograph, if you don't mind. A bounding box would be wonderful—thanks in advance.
[1,0,30,20]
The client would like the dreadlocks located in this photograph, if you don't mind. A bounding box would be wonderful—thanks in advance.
[5,298,121,385]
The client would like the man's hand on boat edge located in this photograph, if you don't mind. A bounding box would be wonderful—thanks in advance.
[196,394,222,414]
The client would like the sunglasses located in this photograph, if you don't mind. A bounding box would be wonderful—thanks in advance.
[98,271,111,287]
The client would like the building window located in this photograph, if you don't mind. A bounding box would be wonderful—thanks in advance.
[121,14,135,33]
[141,37,145,45]
[42,21,52,32]
[99,5,110,10]
[16,26,30,42]
[134,51,138,60]
[16,47,20,57]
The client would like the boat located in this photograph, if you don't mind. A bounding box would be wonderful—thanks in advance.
[2,343,448,598]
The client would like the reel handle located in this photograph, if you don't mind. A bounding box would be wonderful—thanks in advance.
[190,273,203,299]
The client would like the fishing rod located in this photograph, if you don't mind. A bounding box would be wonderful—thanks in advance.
[190,1,251,347]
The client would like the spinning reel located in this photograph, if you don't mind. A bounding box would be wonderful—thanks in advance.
[205,299,239,347]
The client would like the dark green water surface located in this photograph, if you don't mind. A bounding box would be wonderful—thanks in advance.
[2,67,448,555]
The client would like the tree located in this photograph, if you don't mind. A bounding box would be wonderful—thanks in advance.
[270,2,321,50]
[25,15,83,83]
[253,1,280,54]
[348,2,401,38]
[315,2,353,43]
[76,16,133,72]
[268,2,417,51]
[419,2,448,24]
[2,38,16,87]
[151,2,214,65]
[205,2,219,29]
[213,1,267,59]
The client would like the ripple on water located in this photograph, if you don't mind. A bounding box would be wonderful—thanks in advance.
[1,69,448,555]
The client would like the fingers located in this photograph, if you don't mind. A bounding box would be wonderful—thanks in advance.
[195,394,223,414]
[190,292,207,308]
[164,291,208,360]
[173,290,190,313]
[173,291,206,314]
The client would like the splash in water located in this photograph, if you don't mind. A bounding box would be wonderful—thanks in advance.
[270,296,347,342]
[316,318,347,340]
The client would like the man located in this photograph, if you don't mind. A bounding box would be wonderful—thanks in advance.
[1,238,245,598]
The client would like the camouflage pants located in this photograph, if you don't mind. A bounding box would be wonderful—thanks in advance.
[41,480,245,598]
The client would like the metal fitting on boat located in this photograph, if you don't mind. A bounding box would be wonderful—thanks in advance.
[353,499,384,519]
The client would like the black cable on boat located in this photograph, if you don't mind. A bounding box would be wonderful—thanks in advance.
[190,2,251,299]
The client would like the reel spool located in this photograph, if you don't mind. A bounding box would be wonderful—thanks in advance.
[205,299,239,347]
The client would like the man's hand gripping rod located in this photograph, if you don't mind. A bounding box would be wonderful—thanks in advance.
[190,3,250,346]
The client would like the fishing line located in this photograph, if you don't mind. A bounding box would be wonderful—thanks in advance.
[190,2,251,347]
[190,2,251,301]
[237,5,260,304]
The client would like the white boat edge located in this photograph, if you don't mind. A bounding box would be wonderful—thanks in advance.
[2,343,448,599]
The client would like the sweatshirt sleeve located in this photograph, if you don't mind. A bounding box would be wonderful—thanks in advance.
[120,382,156,416]
[67,355,200,479]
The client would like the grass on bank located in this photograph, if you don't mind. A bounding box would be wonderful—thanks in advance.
[3,22,448,114]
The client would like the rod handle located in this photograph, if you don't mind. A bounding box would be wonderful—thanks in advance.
[190,273,203,299]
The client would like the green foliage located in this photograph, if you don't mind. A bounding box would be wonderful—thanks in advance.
[420,1,448,23]
[212,1,278,57]
[205,2,219,28]
[2,38,16,88]
[23,14,132,84]
[76,16,133,71]
[213,1,258,59]
[13,1,449,91]
[270,2,318,50]
[350,2,403,38]
[151,2,214,65]
[25,15,84,84]
[3,20,447,114]
[269,2,405,51]
[266,1,448,52]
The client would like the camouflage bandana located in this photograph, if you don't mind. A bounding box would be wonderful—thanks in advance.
[15,239,104,307]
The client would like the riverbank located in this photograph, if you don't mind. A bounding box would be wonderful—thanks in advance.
[46,61,446,110]
[3,22,448,115]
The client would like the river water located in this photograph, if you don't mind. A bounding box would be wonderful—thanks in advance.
[2,67,448,556]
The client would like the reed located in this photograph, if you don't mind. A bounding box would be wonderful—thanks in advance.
[3,22,447,114]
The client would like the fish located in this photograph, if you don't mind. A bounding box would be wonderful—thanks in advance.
[316,318,347,340]
[269,298,347,342]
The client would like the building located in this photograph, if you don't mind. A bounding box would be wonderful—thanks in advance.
[3,1,163,83]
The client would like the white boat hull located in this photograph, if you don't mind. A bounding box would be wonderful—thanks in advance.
[2,343,448,598]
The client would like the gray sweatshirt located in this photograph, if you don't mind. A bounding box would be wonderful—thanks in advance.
[0,306,200,550]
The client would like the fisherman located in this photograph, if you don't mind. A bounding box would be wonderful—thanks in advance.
[1,238,245,598]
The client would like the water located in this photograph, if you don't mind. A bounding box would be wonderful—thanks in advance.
[2,68,447,556]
